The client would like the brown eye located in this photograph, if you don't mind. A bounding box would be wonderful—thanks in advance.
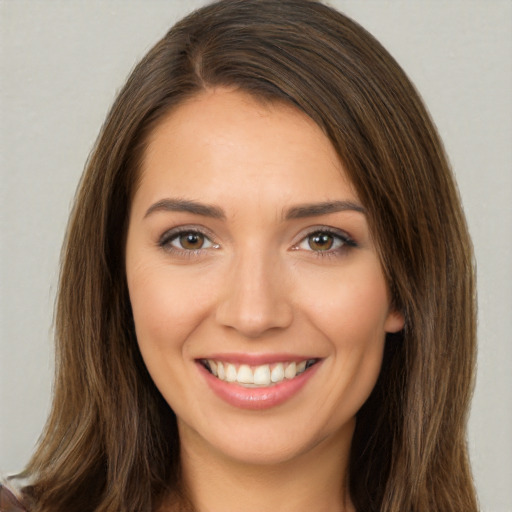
[294,229,356,255]
[307,233,334,251]
[160,229,217,252]
[179,232,206,250]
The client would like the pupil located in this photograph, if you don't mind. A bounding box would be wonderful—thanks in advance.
[180,233,203,249]
[309,233,333,251]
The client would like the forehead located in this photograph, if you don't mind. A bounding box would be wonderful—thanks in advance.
[135,88,358,211]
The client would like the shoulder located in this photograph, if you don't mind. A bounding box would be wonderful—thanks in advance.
[0,484,28,512]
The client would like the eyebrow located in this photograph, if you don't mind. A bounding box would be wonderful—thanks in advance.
[284,200,366,219]
[144,198,226,219]
[144,198,366,220]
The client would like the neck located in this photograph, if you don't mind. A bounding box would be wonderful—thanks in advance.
[177,421,356,512]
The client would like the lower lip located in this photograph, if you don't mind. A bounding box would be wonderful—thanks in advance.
[197,361,321,410]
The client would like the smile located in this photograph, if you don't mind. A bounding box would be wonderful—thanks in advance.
[200,359,318,387]
[197,356,322,410]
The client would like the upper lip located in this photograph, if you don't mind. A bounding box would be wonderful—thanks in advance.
[195,353,320,365]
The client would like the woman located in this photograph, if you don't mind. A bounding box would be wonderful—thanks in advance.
[2,0,478,510]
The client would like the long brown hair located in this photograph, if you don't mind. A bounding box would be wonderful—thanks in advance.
[19,1,478,510]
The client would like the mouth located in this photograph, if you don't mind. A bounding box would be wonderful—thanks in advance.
[199,358,319,388]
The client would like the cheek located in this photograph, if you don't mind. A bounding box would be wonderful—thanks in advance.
[127,257,224,371]
[297,259,392,344]
[295,261,390,405]
[127,263,212,356]
[126,263,217,412]
[130,270,176,345]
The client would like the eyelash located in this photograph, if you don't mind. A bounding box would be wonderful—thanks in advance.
[158,226,357,257]
[293,227,357,258]
[158,226,219,256]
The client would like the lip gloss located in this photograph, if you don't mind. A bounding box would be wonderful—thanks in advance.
[197,360,321,410]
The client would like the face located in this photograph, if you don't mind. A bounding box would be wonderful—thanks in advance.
[125,88,403,466]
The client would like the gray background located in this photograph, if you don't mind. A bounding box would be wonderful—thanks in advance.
[1,1,511,510]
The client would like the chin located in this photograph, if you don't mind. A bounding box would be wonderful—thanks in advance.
[177,411,354,468]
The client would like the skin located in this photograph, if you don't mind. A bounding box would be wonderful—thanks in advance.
[125,88,404,512]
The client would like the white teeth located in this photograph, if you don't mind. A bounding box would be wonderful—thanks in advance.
[270,363,285,383]
[208,359,218,376]
[205,358,315,387]
[237,364,253,384]
[253,364,271,386]
[284,362,297,379]
[226,363,237,382]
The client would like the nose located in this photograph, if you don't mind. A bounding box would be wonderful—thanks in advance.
[215,249,293,338]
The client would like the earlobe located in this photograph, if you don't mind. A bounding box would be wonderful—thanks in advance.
[384,309,405,333]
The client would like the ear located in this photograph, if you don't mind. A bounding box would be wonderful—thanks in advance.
[384,309,405,333]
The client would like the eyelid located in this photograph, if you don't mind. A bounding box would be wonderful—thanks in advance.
[158,225,219,252]
[291,226,357,253]
[157,224,356,256]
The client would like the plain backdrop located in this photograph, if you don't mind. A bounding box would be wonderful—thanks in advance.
[1,1,511,510]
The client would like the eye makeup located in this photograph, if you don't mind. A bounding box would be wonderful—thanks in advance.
[158,225,219,256]
[157,222,358,262]
[291,226,358,259]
